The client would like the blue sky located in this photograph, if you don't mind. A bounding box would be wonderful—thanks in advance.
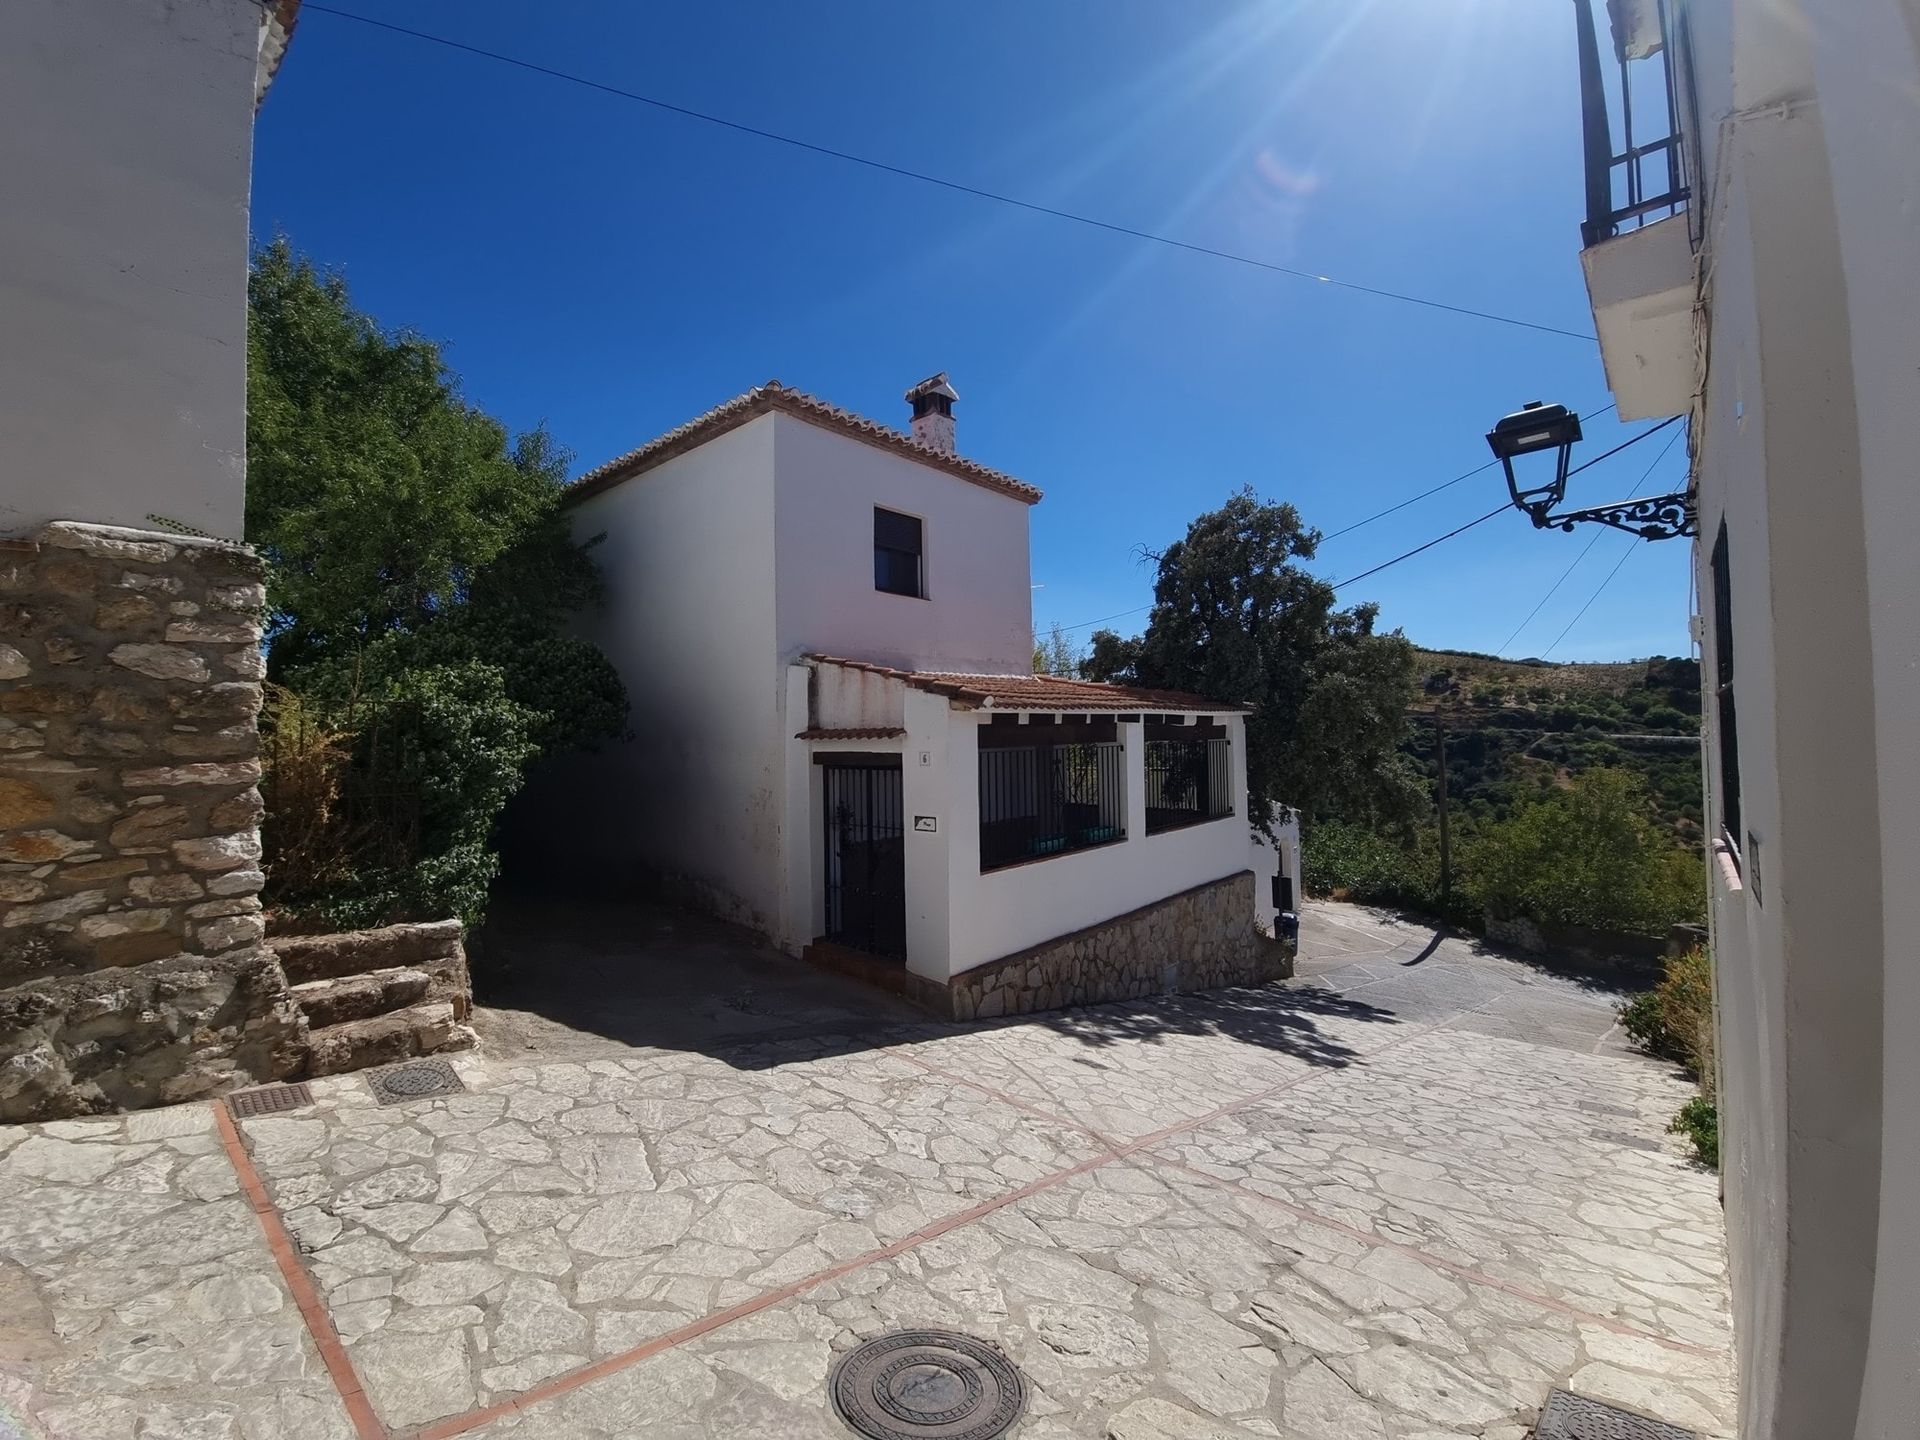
[253,0,1693,662]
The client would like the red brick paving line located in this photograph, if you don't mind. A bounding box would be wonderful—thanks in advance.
[897,1021,1723,1357]
[235,993,1704,1439]
[404,1147,1126,1439]
[211,1100,389,1440]
[1151,1155,1720,1357]
[404,1005,1495,1437]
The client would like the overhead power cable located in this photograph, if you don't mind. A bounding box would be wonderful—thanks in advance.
[1330,507,1508,592]
[1318,401,1617,544]
[1542,537,1644,657]
[1327,411,1688,593]
[303,4,1599,343]
[1059,409,1685,630]
[1497,424,1684,655]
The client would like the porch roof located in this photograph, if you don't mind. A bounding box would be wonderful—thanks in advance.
[806,654,1249,714]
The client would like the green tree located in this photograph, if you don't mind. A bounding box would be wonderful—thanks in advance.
[247,240,628,925]
[1085,488,1422,832]
[1032,621,1084,677]
[1468,767,1705,934]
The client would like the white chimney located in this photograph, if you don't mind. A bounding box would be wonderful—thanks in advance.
[905,373,958,454]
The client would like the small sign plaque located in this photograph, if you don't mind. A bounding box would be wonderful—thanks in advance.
[913,815,938,832]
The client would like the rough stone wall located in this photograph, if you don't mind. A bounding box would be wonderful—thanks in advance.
[1,522,297,1120]
[1483,911,1667,983]
[941,871,1289,1021]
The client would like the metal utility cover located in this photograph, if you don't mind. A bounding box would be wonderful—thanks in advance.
[1535,1387,1699,1440]
[368,1057,466,1106]
[226,1082,314,1118]
[830,1329,1026,1440]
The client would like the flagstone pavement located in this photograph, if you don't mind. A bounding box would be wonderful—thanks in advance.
[0,902,1733,1439]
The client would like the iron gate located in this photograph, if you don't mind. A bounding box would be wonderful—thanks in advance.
[822,759,906,958]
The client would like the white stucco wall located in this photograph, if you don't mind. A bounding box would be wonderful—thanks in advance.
[1648,3,1915,1435]
[770,415,1035,674]
[1811,4,1920,1433]
[518,417,784,929]
[916,710,1256,979]
[0,0,264,540]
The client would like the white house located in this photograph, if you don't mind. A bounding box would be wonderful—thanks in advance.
[1559,1,1919,1434]
[525,376,1296,1017]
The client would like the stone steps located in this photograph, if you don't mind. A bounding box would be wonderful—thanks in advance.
[305,1000,474,1077]
[290,966,431,1029]
[273,920,464,985]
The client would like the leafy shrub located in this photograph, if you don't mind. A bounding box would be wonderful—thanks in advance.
[263,662,539,930]
[1620,946,1719,1170]
[1468,768,1705,935]
[1303,820,1433,906]
[249,242,628,930]
[1671,1096,1719,1167]
[1621,944,1714,1074]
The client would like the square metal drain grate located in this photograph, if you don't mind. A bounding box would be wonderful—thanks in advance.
[368,1057,466,1106]
[1535,1388,1699,1439]
[227,1082,314,1118]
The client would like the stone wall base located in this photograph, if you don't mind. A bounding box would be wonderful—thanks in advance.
[1483,910,1668,983]
[0,920,476,1121]
[0,947,303,1119]
[931,871,1290,1021]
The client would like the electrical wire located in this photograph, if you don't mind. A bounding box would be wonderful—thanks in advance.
[1563,413,1683,480]
[1329,506,1508,592]
[1325,412,1687,594]
[1059,410,1685,629]
[1058,603,1154,636]
[1541,536,1644,658]
[1318,401,1617,544]
[302,4,1600,343]
[1496,424,1685,655]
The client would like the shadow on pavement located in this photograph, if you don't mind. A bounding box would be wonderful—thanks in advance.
[1030,983,1396,1069]
[470,888,1407,1074]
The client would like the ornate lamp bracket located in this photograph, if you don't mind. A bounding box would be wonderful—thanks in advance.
[1523,491,1698,541]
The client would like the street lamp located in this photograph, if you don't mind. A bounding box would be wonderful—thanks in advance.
[1486,400,1582,523]
[1486,401,1697,540]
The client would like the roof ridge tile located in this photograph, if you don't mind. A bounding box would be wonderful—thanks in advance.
[567,383,1041,507]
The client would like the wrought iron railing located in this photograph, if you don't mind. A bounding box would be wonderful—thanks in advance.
[979,742,1125,871]
[1144,737,1233,836]
[1576,0,1689,247]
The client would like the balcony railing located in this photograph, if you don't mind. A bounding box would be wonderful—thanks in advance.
[1577,0,1689,247]
[1144,737,1233,836]
[979,741,1126,871]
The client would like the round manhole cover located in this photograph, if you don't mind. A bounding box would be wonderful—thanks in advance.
[830,1330,1026,1440]
[369,1058,464,1105]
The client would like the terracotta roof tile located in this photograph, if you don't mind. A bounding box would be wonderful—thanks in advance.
[806,655,1249,714]
[256,0,301,108]
[565,382,1042,508]
[794,727,907,741]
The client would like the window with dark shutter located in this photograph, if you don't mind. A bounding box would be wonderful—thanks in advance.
[874,507,924,598]
[1710,520,1742,851]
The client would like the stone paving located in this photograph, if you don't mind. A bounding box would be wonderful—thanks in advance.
[0,901,1733,1439]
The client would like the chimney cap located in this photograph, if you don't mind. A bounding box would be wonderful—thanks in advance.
[904,372,958,405]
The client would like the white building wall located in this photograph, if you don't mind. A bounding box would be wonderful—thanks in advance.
[1809,4,1920,1432]
[941,713,1255,978]
[522,418,784,930]
[770,415,1035,674]
[1635,3,1918,1435]
[0,0,265,540]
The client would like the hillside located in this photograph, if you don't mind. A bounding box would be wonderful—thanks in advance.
[1403,647,1704,842]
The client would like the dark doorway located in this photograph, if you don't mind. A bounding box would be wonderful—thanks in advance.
[822,758,906,958]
